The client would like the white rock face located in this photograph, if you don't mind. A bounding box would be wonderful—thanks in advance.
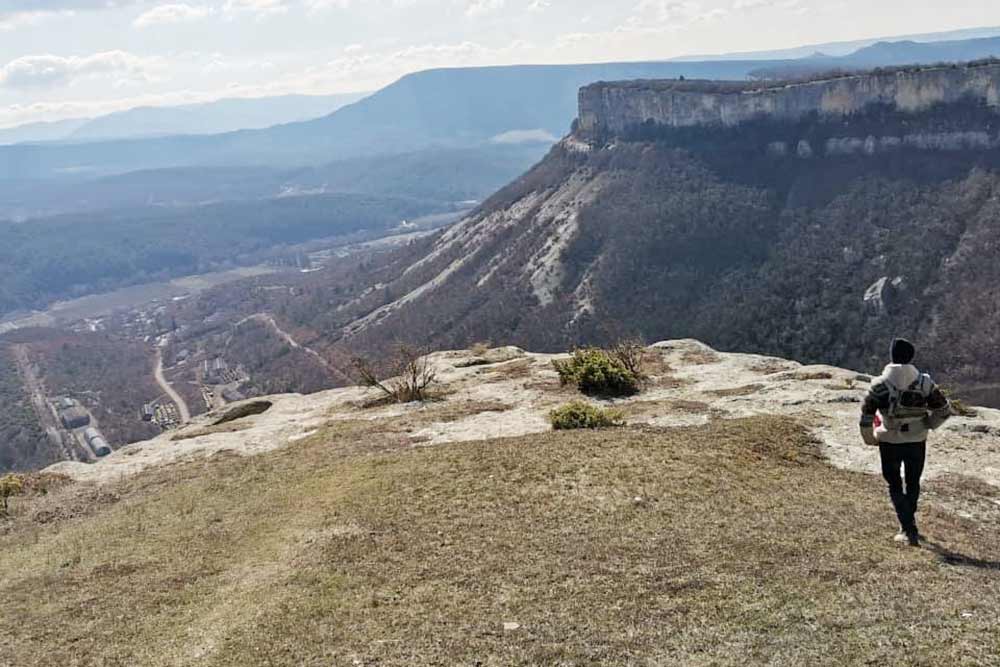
[579,63,1000,135]
[46,340,1000,493]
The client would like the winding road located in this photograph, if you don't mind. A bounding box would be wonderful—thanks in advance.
[155,351,191,424]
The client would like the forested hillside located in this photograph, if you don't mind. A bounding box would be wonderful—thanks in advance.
[0,194,437,316]
[0,346,51,472]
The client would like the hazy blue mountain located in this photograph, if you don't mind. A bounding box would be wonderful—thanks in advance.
[748,36,1000,79]
[0,144,548,220]
[0,60,780,180]
[673,25,1000,61]
[68,92,369,142]
[0,118,91,146]
[843,36,1000,64]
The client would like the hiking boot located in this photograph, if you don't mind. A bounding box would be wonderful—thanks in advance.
[894,528,921,547]
[893,531,910,544]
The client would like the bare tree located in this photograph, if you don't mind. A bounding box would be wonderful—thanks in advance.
[609,338,647,383]
[353,345,438,403]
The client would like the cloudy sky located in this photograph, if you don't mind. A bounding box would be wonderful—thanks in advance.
[1,0,999,127]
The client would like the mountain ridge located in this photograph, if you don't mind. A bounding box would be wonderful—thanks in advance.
[305,62,1000,400]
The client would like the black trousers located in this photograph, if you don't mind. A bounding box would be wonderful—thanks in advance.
[878,442,926,532]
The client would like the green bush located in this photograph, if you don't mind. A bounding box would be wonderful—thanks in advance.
[553,347,642,397]
[549,401,625,430]
[0,473,25,514]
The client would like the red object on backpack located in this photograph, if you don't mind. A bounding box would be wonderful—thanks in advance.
[874,413,882,429]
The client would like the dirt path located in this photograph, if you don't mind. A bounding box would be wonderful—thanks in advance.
[236,314,350,382]
[155,351,191,424]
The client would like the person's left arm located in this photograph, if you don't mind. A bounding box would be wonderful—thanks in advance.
[924,382,951,430]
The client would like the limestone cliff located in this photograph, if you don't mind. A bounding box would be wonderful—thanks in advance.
[578,62,1000,157]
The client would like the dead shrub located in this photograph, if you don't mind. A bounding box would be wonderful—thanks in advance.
[354,345,438,404]
[469,341,492,356]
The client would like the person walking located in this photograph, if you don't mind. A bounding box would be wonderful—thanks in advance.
[859,338,952,546]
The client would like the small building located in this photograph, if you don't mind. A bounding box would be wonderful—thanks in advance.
[141,404,155,422]
[58,397,75,410]
[221,388,246,403]
[90,437,111,457]
[203,357,229,385]
[61,407,90,430]
[83,427,101,443]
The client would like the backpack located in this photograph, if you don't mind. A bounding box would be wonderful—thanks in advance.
[880,374,932,435]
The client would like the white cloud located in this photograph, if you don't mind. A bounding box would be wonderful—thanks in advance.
[733,0,802,10]
[223,0,291,19]
[0,0,141,26]
[0,9,75,31]
[304,0,351,12]
[0,51,162,90]
[464,0,504,17]
[133,4,213,28]
[490,128,558,143]
[623,0,728,31]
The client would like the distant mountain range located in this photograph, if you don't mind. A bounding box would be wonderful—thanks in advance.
[0,93,367,146]
[748,36,1000,79]
[0,118,91,146]
[4,29,1000,182]
[67,92,369,142]
[672,25,1000,61]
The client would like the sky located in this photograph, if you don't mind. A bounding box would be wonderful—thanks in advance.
[1,0,999,128]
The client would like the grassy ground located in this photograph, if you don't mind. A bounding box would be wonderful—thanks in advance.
[1,416,998,666]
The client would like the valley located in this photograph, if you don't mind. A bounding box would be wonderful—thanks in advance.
[2,12,1000,663]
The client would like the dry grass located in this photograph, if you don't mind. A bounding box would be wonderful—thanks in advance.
[750,359,799,375]
[680,348,721,365]
[784,371,835,382]
[707,383,766,398]
[621,399,712,418]
[487,358,534,380]
[171,422,253,442]
[1,417,999,666]
[430,399,513,423]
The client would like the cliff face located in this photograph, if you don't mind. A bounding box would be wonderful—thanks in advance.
[578,63,1000,148]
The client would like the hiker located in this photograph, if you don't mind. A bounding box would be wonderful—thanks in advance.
[859,338,951,546]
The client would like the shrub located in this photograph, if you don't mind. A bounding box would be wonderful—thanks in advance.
[950,398,978,418]
[353,345,438,404]
[549,401,625,430]
[0,473,25,515]
[553,347,642,397]
[941,387,978,418]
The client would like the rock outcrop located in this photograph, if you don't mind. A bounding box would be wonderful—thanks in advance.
[44,341,1000,490]
[578,62,1000,138]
